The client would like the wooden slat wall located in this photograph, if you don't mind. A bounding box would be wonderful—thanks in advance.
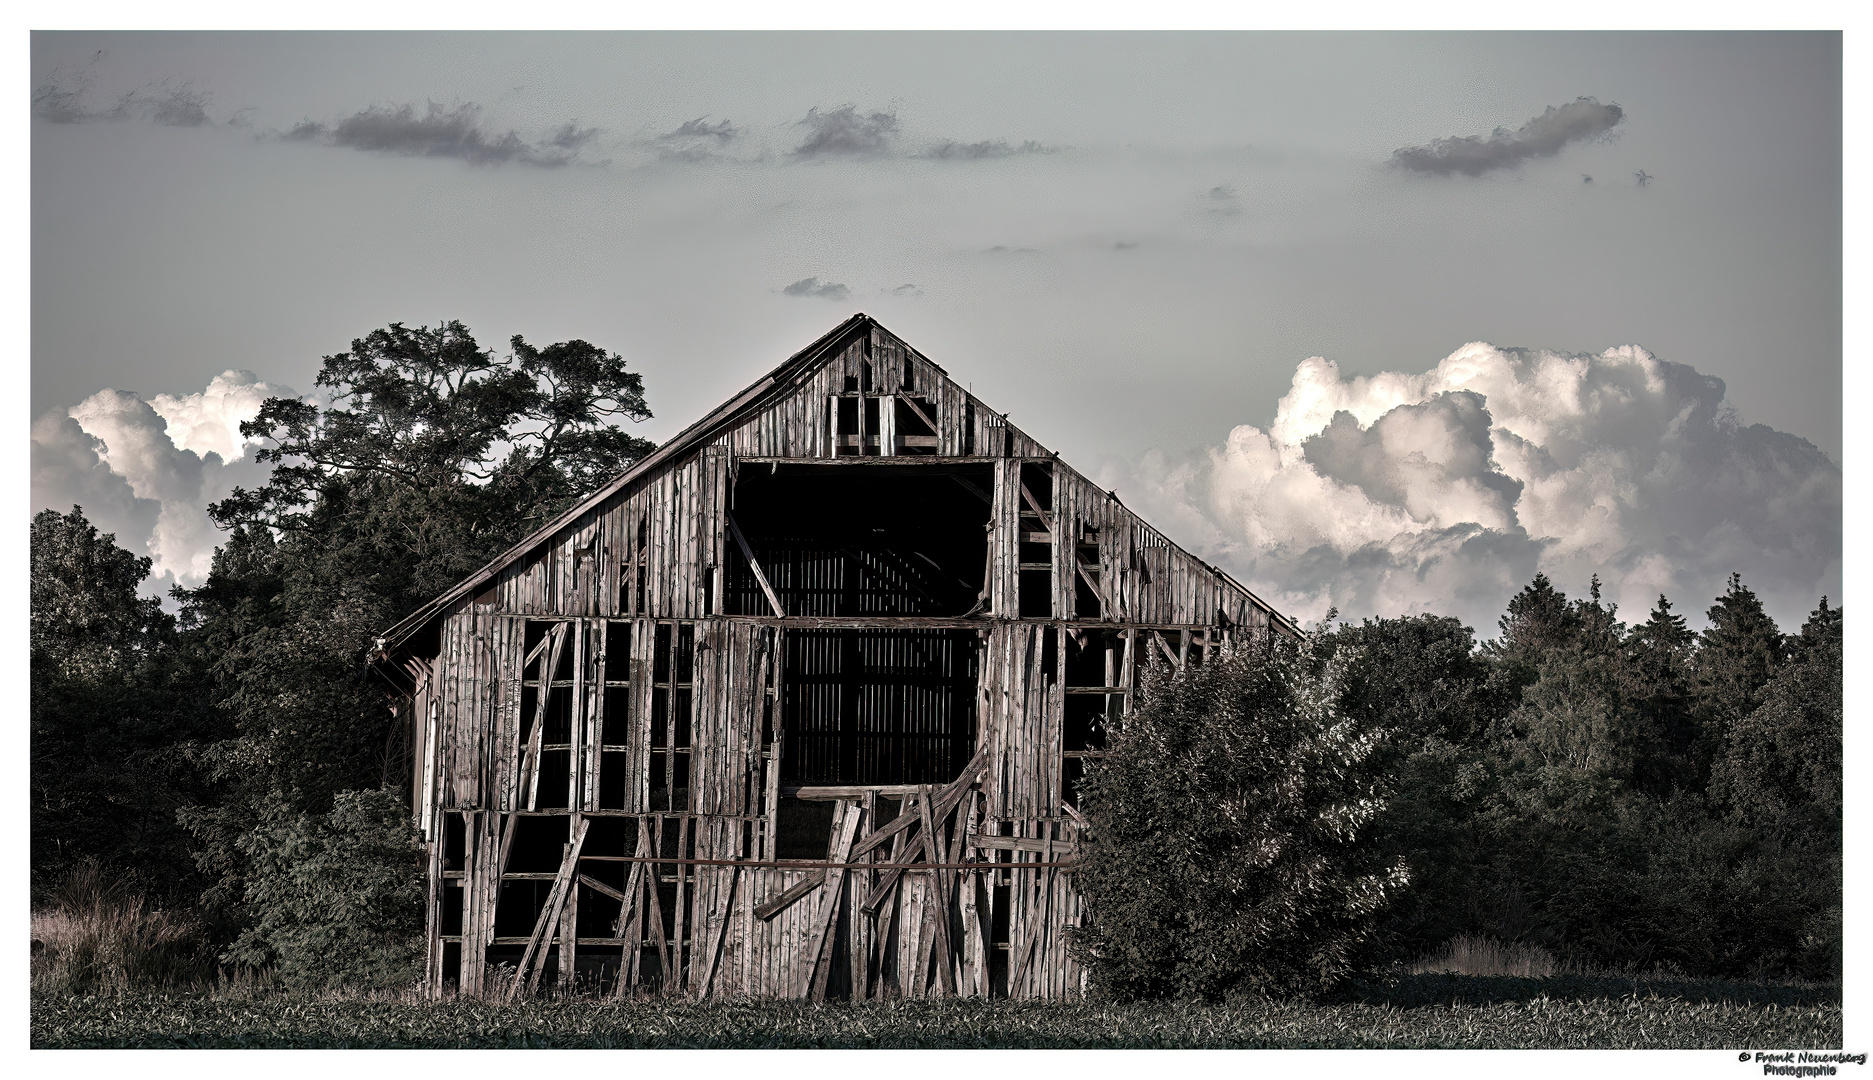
[415,320,1290,1001]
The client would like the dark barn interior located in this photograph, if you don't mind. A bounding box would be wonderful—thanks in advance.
[728,462,993,618]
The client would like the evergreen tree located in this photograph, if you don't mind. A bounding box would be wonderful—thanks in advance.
[1690,573,1786,787]
[1625,594,1698,793]
[1495,577,1643,783]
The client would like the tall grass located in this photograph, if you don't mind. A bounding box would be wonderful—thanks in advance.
[30,860,215,995]
[1409,933,1567,977]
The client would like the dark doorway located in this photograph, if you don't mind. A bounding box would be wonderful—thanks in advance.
[729,463,993,617]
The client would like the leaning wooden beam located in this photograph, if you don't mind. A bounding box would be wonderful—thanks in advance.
[1019,484,1055,535]
[915,791,957,996]
[850,749,984,860]
[803,803,864,999]
[1152,629,1180,669]
[755,870,827,921]
[947,474,992,503]
[577,873,628,904]
[695,864,740,999]
[612,830,651,996]
[726,513,785,617]
[508,816,591,1002]
[646,819,670,986]
[898,393,939,434]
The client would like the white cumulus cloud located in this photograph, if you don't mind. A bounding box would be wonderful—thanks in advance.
[32,370,296,596]
[1103,342,1841,634]
[149,369,295,461]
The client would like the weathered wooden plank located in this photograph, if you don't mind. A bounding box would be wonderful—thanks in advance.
[645,817,670,987]
[613,827,651,994]
[803,801,862,999]
[695,863,739,998]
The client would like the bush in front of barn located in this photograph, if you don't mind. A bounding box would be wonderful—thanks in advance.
[1071,633,1407,1001]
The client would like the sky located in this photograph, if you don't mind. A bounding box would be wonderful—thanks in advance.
[28,30,1843,634]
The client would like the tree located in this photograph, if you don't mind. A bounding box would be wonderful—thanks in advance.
[176,321,655,985]
[30,507,209,900]
[31,505,171,685]
[1625,594,1697,794]
[1709,598,1841,827]
[1072,635,1407,1000]
[1325,615,1509,963]
[1690,573,1785,787]
[1493,577,1646,783]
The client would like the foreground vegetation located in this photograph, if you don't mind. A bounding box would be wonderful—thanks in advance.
[32,976,1841,1049]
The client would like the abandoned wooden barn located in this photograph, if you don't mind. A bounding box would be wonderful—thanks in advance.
[373,313,1296,1001]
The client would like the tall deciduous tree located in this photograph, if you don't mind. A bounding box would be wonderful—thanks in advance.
[176,322,655,985]
[30,507,209,900]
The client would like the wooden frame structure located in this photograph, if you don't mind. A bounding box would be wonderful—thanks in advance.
[373,314,1296,1000]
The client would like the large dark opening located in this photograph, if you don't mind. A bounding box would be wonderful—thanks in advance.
[781,628,980,786]
[729,463,992,617]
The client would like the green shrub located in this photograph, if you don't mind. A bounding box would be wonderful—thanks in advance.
[1072,634,1408,1000]
[223,787,425,992]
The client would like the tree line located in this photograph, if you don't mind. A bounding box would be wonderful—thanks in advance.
[30,319,1842,994]
[1074,575,1841,998]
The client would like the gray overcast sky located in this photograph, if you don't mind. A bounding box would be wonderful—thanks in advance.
[30,31,1842,631]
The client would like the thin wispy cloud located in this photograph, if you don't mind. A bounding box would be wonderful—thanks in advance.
[921,138,1053,160]
[285,102,592,167]
[662,117,739,144]
[886,284,923,297]
[33,75,213,127]
[1392,97,1625,177]
[794,105,899,157]
[782,277,851,300]
[651,116,740,161]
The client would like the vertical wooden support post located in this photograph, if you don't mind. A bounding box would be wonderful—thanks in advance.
[851,790,878,996]
[915,793,957,996]
[424,824,444,998]
[1120,628,1136,717]
[991,458,1021,617]
[802,801,863,999]
[672,815,691,990]
[646,817,670,988]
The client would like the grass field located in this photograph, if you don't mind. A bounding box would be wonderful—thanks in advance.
[31,974,1841,1049]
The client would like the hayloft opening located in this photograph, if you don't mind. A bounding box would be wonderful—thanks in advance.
[728,463,992,617]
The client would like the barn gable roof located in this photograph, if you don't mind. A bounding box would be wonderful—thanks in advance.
[376,314,1294,656]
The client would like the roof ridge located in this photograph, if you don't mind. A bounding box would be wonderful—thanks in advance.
[375,314,1297,653]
